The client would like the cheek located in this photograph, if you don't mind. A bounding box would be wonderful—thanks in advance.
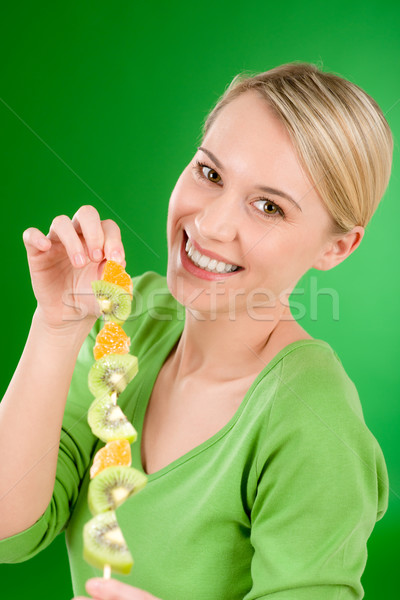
[248,232,312,287]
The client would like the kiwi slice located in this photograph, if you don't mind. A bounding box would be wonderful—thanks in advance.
[83,510,133,575]
[91,280,132,325]
[88,396,137,443]
[88,353,138,397]
[88,465,148,515]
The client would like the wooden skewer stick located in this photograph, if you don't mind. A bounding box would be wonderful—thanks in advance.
[111,391,118,406]
[103,564,111,579]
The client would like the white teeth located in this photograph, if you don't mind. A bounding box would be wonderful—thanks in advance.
[198,255,210,269]
[184,236,240,274]
[192,249,201,263]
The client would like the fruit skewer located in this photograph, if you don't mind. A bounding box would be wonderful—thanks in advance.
[95,388,121,580]
[83,261,147,579]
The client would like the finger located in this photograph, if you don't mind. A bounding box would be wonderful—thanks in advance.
[101,219,126,266]
[47,214,88,268]
[72,205,105,263]
[22,227,52,257]
[86,577,152,599]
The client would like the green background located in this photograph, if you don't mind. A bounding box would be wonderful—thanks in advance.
[1,1,399,598]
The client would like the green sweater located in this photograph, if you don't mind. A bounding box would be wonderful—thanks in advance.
[0,271,389,599]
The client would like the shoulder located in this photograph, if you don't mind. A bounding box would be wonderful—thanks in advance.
[248,339,367,451]
[271,339,365,423]
[254,340,389,521]
[255,340,388,515]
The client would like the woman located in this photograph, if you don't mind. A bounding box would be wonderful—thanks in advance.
[0,63,392,599]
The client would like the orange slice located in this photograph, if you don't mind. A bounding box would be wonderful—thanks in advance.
[93,322,131,360]
[102,260,133,298]
[90,439,132,479]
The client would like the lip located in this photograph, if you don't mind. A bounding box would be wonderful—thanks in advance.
[184,230,243,268]
[180,231,243,280]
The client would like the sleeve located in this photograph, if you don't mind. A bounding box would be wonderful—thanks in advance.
[243,356,389,600]
[0,322,101,564]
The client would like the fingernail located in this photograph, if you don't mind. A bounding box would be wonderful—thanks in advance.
[93,248,103,261]
[111,250,123,263]
[74,253,85,267]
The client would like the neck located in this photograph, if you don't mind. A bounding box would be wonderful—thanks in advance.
[168,300,297,383]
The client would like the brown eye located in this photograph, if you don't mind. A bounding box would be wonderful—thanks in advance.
[252,199,284,219]
[263,201,279,214]
[203,166,221,183]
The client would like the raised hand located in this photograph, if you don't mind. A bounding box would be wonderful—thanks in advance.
[22,205,126,331]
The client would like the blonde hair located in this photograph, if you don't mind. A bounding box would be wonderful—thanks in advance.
[200,62,393,234]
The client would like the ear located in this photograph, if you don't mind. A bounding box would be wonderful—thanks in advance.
[312,225,365,271]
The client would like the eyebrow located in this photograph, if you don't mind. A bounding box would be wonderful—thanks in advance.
[197,146,302,212]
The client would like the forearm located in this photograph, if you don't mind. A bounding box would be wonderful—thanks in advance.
[0,309,94,539]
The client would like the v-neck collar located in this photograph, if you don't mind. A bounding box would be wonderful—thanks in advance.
[130,319,332,483]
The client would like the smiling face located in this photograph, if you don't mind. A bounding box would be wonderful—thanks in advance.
[166,90,338,318]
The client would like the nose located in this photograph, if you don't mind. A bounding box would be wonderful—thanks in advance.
[194,192,239,243]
